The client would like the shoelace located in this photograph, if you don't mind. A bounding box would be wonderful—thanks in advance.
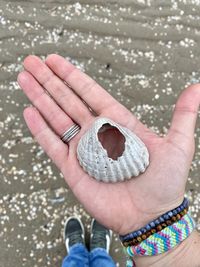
[91,231,106,249]
[68,232,83,245]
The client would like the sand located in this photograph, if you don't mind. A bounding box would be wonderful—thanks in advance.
[0,1,200,266]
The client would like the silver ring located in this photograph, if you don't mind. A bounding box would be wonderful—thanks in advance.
[61,124,81,144]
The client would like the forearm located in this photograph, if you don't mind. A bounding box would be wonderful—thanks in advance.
[134,230,200,267]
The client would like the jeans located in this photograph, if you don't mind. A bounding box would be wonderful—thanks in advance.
[62,243,116,267]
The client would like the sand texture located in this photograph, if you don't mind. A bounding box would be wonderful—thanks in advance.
[1,1,200,266]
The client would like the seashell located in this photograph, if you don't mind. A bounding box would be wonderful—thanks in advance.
[77,117,149,183]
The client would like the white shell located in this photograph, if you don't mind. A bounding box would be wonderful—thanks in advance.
[77,117,149,183]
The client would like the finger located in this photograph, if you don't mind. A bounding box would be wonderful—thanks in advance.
[23,55,93,125]
[33,54,156,145]
[168,84,200,152]
[18,71,74,136]
[45,54,152,138]
[45,54,124,115]
[23,107,68,170]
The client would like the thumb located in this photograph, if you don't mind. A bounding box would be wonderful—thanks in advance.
[167,84,200,155]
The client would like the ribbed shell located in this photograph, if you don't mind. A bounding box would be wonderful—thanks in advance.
[77,117,149,183]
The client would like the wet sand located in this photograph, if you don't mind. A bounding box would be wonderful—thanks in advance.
[1,1,200,266]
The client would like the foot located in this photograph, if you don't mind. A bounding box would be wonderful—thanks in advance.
[90,219,112,253]
[63,216,85,253]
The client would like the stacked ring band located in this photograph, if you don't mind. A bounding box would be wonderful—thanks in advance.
[61,124,81,144]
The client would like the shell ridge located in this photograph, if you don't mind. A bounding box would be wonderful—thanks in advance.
[77,117,149,183]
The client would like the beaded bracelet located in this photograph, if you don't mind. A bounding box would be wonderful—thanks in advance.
[125,212,195,257]
[120,198,188,244]
[122,206,188,247]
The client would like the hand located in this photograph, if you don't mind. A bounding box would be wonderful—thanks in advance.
[18,54,200,235]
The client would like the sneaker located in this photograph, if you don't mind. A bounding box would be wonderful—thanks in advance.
[90,219,112,253]
[63,216,85,253]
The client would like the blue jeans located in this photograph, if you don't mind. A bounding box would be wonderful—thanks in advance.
[62,243,116,267]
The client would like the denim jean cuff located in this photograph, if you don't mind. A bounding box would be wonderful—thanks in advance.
[89,247,107,257]
[69,243,89,255]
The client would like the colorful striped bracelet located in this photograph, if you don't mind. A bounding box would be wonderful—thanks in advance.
[125,212,195,257]
[120,198,189,243]
[122,206,188,247]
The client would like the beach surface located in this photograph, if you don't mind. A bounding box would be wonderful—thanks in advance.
[1,1,200,266]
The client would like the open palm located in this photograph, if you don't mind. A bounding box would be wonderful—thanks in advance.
[18,55,200,235]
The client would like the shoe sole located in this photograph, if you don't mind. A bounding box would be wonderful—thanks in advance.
[90,218,112,253]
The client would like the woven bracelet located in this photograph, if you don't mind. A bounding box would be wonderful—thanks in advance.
[120,198,189,244]
[125,212,195,257]
[126,259,136,267]
[122,206,188,247]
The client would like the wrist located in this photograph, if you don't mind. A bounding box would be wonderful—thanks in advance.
[120,197,189,245]
[120,199,197,267]
[118,196,185,236]
[134,230,200,267]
